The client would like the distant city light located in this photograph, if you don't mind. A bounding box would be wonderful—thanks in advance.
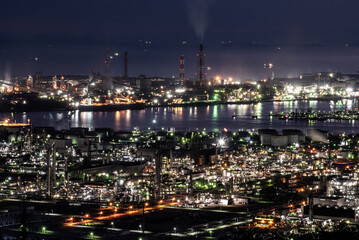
[175,88,186,93]
[218,138,225,147]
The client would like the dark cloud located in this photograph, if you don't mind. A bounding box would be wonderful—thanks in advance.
[1,0,359,78]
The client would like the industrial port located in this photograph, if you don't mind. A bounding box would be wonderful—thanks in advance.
[3,0,359,239]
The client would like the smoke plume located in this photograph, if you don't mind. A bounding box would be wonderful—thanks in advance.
[5,63,11,82]
[307,129,329,144]
[186,0,215,42]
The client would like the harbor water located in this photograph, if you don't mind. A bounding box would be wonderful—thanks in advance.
[3,100,359,134]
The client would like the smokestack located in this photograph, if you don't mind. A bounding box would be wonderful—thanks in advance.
[124,51,129,80]
[179,55,185,86]
[105,48,110,81]
[197,44,206,85]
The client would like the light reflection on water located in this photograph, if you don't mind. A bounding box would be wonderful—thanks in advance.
[5,100,359,133]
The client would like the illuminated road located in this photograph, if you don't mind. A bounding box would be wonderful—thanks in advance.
[166,219,253,237]
[64,202,179,227]
[63,201,253,238]
[64,202,299,238]
[166,205,248,214]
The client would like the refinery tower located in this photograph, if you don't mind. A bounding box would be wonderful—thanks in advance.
[196,44,206,86]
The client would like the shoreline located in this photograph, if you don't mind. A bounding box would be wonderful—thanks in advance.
[0,97,355,113]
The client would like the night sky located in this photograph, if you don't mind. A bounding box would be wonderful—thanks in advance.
[2,0,359,80]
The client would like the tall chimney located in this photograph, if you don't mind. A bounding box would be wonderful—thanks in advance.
[197,44,206,85]
[105,48,110,81]
[179,55,185,86]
